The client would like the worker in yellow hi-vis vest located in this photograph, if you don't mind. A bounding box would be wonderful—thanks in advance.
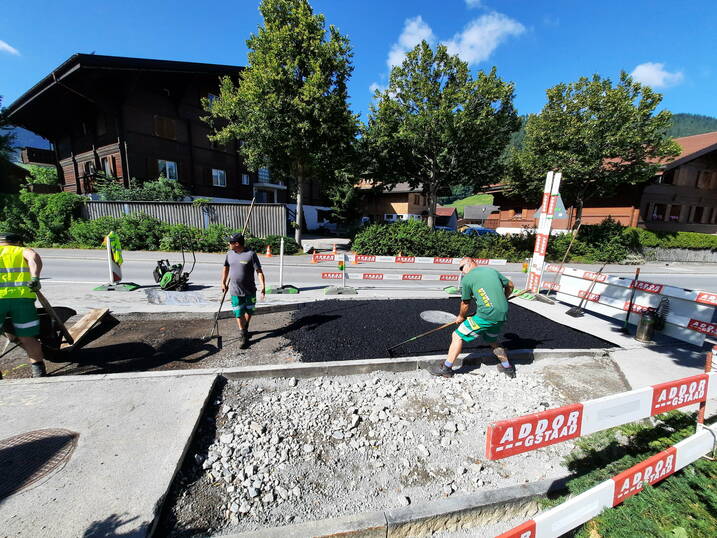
[0,232,47,377]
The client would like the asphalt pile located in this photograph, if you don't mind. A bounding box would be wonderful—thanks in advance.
[173,368,573,534]
[285,299,614,362]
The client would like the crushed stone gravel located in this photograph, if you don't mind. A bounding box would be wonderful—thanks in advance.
[160,357,595,536]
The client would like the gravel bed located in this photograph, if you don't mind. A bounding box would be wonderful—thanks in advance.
[163,364,577,535]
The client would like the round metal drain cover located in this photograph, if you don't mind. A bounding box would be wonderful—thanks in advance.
[0,428,79,499]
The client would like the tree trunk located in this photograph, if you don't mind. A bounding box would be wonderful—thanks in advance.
[294,168,304,244]
[573,197,584,235]
[426,189,436,229]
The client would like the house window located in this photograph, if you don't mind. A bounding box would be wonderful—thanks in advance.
[212,169,227,187]
[258,167,270,183]
[158,159,178,181]
[101,156,116,177]
[83,161,95,176]
[651,203,667,222]
[154,116,177,140]
[241,173,250,185]
[668,204,681,222]
[692,206,705,223]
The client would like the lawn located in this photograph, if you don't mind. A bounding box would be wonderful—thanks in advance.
[446,193,493,216]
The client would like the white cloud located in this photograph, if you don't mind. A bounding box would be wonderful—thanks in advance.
[630,62,684,88]
[443,12,525,66]
[369,82,384,94]
[0,40,20,56]
[465,0,483,7]
[387,16,436,69]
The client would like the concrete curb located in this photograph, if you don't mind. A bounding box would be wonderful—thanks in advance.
[1,348,610,386]
[220,475,569,537]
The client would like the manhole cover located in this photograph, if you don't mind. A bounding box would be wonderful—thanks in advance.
[0,428,79,499]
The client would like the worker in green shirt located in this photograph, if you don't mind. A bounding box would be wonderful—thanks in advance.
[431,256,516,379]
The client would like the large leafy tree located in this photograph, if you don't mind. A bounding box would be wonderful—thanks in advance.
[203,0,358,243]
[511,72,680,226]
[362,41,518,228]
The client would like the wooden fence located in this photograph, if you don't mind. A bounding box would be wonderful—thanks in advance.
[82,201,287,237]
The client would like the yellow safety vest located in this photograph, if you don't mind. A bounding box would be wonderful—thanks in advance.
[0,245,36,300]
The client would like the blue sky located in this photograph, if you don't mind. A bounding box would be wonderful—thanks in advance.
[1,0,716,120]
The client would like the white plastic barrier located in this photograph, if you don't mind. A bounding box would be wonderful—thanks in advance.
[486,371,717,460]
[497,427,716,538]
[545,265,717,346]
[312,254,506,265]
[321,272,459,282]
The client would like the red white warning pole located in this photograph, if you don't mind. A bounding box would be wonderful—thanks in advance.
[697,345,715,427]
[527,171,562,293]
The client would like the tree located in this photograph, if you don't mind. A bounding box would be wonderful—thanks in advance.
[511,72,680,226]
[24,164,59,185]
[202,0,358,243]
[362,41,518,228]
[0,96,18,185]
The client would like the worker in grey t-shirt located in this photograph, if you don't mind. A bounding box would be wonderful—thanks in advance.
[221,233,265,348]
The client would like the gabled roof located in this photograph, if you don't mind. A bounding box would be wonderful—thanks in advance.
[435,207,456,217]
[663,131,717,171]
[464,204,499,219]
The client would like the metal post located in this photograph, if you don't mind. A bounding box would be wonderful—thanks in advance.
[342,253,346,288]
[279,237,285,288]
[697,345,715,428]
[106,233,114,285]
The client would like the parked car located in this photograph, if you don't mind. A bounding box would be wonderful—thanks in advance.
[462,226,498,237]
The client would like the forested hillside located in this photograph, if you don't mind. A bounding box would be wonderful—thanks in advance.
[668,113,717,137]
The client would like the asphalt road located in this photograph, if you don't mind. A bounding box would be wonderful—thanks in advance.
[35,248,717,293]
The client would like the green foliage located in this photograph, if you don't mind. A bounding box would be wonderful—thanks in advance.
[23,164,59,185]
[68,216,122,247]
[0,194,27,236]
[669,113,717,138]
[363,41,518,228]
[16,191,83,245]
[511,73,680,219]
[0,96,15,162]
[627,228,717,250]
[203,0,358,243]
[352,220,532,260]
[546,412,717,538]
[95,176,189,201]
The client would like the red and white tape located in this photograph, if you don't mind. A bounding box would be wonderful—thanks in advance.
[312,254,506,265]
[497,427,715,538]
[321,272,460,282]
[486,372,717,460]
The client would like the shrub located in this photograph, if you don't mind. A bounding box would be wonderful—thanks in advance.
[95,176,189,201]
[626,228,717,250]
[69,216,123,247]
[18,191,84,245]
[113,213,168,250]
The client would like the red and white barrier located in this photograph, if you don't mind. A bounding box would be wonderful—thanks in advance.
[497,427,715,538]
[546,265,717,345]
[312,254,507,265]
[526,171,562,294]
[486,372,717,460]
[321,272,460,282]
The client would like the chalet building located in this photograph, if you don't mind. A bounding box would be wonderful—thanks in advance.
[6,54,326,205]
[357,182,429,223]
[486,131,717,235]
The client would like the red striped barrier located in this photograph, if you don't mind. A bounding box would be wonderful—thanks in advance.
[312,254,507,265]
[486,372,717,460]
[321,272,460,282]
[497,428,715,538]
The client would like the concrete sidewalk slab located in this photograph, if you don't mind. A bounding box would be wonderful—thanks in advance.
[0,374,216,537]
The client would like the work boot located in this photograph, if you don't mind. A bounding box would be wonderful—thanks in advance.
[240,329,249,349]
[429,362,454,378]
[497,364,516,379]
[31,361,47,378]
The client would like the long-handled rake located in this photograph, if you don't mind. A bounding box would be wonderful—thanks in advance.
[387,288,536,357]
[202,288,228,349]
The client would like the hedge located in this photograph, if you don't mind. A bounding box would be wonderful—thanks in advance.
[351,219,717,264]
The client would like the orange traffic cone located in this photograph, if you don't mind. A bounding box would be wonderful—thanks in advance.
[351,252,359,264]
[265,245,273,257]
[332,243,337,255]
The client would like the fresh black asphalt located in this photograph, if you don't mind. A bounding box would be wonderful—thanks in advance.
[285,299,615,362]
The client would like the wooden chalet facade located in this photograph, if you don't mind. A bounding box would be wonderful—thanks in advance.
[5,54,302,204]
[486,131,717,235]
